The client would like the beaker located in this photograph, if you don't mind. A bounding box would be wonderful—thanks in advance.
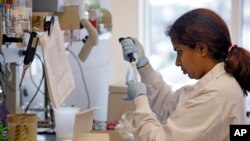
[7,114,37,141]
[54,107,80,141]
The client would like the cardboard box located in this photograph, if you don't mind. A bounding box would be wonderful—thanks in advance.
[108,85,135,122]
[91,130,123,141]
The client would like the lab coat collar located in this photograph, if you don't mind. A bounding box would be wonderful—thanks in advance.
[193,62,226,92]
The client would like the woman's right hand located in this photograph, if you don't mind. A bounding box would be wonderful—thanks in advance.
[119,37,148,68]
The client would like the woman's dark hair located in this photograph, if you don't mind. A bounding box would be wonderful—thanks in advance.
[166,8,250,95]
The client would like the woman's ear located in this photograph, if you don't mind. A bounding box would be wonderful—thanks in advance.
[196,42,208,57]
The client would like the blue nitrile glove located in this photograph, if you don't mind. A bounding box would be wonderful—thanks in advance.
[119,37,148,68]
[124,80,147,101]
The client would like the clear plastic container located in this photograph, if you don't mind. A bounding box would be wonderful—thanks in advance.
[54,107,80,141]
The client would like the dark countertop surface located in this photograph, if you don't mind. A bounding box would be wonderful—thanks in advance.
[37,133,56,141]
[37,128,56,141]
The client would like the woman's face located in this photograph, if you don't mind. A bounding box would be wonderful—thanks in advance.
[173,44,209,79]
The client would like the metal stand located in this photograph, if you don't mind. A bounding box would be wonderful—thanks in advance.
[2,63,22,114]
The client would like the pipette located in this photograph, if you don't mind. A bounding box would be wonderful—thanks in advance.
[19,32,39,87]
[119,38,139,81]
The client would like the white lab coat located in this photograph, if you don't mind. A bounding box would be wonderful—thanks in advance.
[132,62,247,141]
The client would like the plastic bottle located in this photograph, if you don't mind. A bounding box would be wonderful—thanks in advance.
[13,0,25,7]
[0,4,5,34]
[86,0,101,29]
[5,4,11,34]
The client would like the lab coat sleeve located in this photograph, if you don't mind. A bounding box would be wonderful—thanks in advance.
[132,90,224,141]
[132,95,168,141]
[138,63,177,122]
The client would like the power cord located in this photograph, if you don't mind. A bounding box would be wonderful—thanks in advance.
[23,53,45,113]
[66,47,91,109]
[29,55,45,94]
[0,62,15,92]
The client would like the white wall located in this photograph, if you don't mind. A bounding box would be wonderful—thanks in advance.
[110,0,140,86]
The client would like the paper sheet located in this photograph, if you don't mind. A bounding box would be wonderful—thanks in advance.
[39,21,75,108]
[73,107,99,141]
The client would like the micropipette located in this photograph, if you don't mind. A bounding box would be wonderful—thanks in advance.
[19,32,39,87]
[119,38,139,81]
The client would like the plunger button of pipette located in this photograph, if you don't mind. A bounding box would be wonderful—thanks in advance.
[128,53,136,62]
[119,37,126,42]
[119,38,136,62]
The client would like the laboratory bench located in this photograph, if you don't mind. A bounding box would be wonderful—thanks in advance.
[36,130,123,141]
[37,128,56,141]
[37,133,56,141]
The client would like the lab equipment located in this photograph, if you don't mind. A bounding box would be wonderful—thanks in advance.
[43,16,54,36]
[54,107,80,141]
[119,38,136,62]
[119,37,148,68]
[115,111,134,141]
[78,18,98,62]
[7,114,37,141]
[0,4,5,34]
[19,32,39,87]
[119,37,139,82]
[33,0,64,12]
[2,34,23,45]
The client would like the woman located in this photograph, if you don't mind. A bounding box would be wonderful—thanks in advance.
[119,8,249,141]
